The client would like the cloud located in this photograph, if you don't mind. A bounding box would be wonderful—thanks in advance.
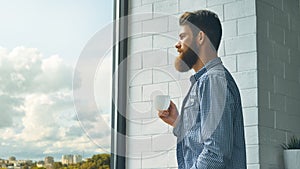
[0,46,42,95]
[0,94,23,128]
[0,46,111,160]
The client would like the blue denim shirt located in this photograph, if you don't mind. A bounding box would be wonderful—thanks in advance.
[173,57,247,169]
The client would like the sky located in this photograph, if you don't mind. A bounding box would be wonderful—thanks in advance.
[0,0,113,161]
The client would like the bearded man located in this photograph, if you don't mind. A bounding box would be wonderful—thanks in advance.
[158,10,247,169]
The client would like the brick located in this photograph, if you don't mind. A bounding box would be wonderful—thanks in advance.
[221,55,237,72]
[258,89,269,109]
[224,0,256,20]
[153,68,179,84]
[285,96,300,116]
[289,15,300,32]
[153,67,177,83]
[143,50,168,68]
[243,107,258,126]
[179,70,193,80]
[240,88,258,107]
[129,4,153,22]
[142,83,169,101]
[257,18,268,39]
[168,15,179,32]
[142,17,169,33]
[274,111,289,130]
[129,36,153,54]
[245,126,259,145]
[260,145,284,168]
[129,86,143,102]
[142,118,169,135]
[299,35,300,51]
[209,5,224,22]
[129,69,152,86]
[127,135,152,154]
[129,0,142,9]
[289,48,300,66]
[169,80,190,98]
[222,20,237,39]
[179,0,206,13]
[221,68,238,85]
[257,53,269,72]
[285,30,298,50]
[218,40,225,57]
[237,52,257,71]
[128,52,142,70]
[247,164,260,169]
[258,70,274,92]
[273,7,289,28]
[256,1,274,22]
[274,76,300,99]
[259,126,286,146]
[154,0,178,15]
[260,163,282,169]
[269,23,284,44]
[207,0,235,7]
[142,151,168,168]
[128,101,153,120]
[273,43,289,63]
[153,31,178,49]
[259,0,283,10]
[142,0,158,5]
[283,0,299,17]
[284,115,300,133]
[257,37,273,60]
[284,64,299,82]
[268,57,284,78]
[156,65,181,82]
[126,158,142,169]
[127,119,143,136]
[246,145,259,164]
[128,21,142,38]
[152,133,176,151]
[167,150,177,168]
[225,34,256,55]
[238,16,256,35]
[259,107,275,128]
[168,47,178,65]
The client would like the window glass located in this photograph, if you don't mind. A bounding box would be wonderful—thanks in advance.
[0,1,113,168]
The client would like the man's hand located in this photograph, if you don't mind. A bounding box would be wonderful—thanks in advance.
[158,101,179,127]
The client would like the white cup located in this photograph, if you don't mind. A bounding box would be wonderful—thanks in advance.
[154,95,170,111]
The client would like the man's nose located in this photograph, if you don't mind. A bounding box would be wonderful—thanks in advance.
[175,42,181,49]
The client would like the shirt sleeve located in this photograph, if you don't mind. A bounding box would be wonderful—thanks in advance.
[191,74,234,169]
[173,115,181,137]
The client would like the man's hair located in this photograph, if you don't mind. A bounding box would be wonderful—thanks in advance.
[179,10,222,51]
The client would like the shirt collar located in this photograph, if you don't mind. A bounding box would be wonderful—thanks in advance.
[190,57,222,84]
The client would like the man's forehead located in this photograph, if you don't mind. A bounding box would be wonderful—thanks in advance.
[178,25,192,34]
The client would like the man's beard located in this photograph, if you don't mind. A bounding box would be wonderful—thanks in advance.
[174,43,199,72]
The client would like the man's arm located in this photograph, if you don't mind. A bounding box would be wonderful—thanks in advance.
[192,74,234,169]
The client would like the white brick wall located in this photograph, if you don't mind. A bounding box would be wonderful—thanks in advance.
[124,0,300,169]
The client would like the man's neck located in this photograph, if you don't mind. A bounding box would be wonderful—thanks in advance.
[193,53,217,72]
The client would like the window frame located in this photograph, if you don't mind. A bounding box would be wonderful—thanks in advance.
[111,0,128,168]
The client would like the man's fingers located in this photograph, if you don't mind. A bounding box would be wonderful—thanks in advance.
[158,110,169,118]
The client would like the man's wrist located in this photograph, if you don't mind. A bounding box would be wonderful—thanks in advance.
[172,116,179,127]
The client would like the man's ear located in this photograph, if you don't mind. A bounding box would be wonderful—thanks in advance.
[197,31,205,45]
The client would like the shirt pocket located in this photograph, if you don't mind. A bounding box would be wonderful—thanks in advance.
[184,97,199,110]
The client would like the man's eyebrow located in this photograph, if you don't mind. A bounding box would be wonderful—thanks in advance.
[179,32,186,38]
